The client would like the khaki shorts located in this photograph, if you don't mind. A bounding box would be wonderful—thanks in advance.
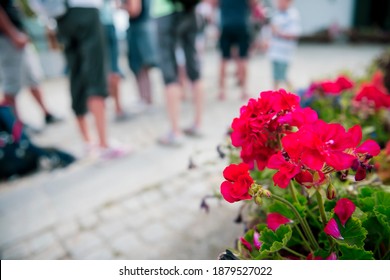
[0,37,40,95]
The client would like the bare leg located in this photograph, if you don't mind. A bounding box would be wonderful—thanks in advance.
[165,83,182,134]
[219,59,228,100]
[178,65,188,100]
[237,58,248,100]
[191,79,203,128]
[30,86,50,115]
[76,115,91,144]
[108,73,122,115]
[136,68,153,105]
[88,96,108,148]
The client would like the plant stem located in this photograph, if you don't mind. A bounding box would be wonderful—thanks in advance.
[283,247,306,259]
[294,224,312,252]
[289,181,299,204]
[315,191,327,227]
[272,194,320,251]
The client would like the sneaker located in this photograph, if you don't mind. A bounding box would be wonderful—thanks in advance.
[158,132,184,147]
[45,113,63,125]
[183,126,203,138]
[23,123,43,135]
[99,145,132,160]
[114,112,132,123]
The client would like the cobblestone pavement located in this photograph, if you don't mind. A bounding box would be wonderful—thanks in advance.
[0,45,384,259]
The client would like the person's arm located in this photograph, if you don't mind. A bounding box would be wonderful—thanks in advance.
[0,7,28,48]
[124,0,142,18]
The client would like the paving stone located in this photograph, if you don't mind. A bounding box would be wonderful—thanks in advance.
[54,220,80,240]
[30,243,67,260]
[95,219,128,240]
[63,231,104,259]
[79,246,114,260]
[110,232,147,257]
[29,231,57,254]
[139,223,172,244]
[78,213,100,230]
[121,197,144,212]
[165,211,195,232]
[99,205,126,221]
[1,241,31,260]
[123,212,148,230]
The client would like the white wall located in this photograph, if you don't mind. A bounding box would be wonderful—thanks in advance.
[293,0,354,34]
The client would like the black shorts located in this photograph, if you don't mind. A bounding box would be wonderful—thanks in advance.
[219,24,250,59]
[156,11,201,85]
[57,8,108,116]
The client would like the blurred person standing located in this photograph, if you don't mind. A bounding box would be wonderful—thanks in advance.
[0,0,60,128]
[54,0,129,158]
[124,0,157,108]
[152,0,204,146]
[218,0,254,101]
[267,0,300,90]
[100,0,127,121]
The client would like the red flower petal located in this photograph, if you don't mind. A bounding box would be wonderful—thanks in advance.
[347,125,362,148]
[267,213,292,231]
[356,140,381,156]
[324,218,343,240]
[240,237,253,252]
[220,181,237,203]
[334,198,356,227]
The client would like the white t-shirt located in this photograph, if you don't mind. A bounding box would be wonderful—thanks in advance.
[268,7,301,62]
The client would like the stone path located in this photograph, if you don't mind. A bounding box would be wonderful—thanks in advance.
[0,44,384,259]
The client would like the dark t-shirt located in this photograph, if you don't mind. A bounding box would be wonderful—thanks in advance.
[129,0,150,25]
[220,0,250,27]
[0,0,24,34]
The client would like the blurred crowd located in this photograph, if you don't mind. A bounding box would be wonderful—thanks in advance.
[0,0,301,178]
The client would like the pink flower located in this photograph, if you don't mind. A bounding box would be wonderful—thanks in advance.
[240,237,253,252]
[253,231,262,250]
[324,218,343,240]
[267,213,292,231]
[326,252,337,260]
[334,198,356,227]
[335,75,354,91]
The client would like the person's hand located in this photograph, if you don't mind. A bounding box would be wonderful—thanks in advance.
[10,31,29,49]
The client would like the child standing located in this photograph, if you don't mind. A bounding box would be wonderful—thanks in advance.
[267,0,300,90]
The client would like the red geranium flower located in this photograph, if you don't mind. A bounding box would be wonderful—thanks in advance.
[220,163,253,203]
[355,84,390,110]
[253,231,262,250]
[334,198,356,227]
[267,213,292,231]
[324,218,343,240]
[240,237,253,252]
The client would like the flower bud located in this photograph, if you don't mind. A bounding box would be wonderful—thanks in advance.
[326,183,336,200]
[255,195,262,205]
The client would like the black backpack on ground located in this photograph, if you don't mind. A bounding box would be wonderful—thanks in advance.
[0,106,76,180]
[171,0,200,12]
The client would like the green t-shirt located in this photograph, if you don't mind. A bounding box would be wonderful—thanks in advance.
[151,0,182,18]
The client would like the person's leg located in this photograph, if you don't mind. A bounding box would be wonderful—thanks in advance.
[156,14,183,139]
[237,25,250,99]
[219,26,231,100]
[108,73,122,115]
[29,86,49,115]
[88,96,107,147]
[181,11,203,130]
[75,115,91,144]
[191,80,203,129]
[136,67,152,105]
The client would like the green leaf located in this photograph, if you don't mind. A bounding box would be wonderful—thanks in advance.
[336,217,367,248]
[375,191,390,207]
[268,201,295,220]
[374,205,390,234]
[259,225,292,256]
[339,244,374,260]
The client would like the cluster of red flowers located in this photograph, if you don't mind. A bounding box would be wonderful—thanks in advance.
[231,89,315,170]
[268,120,380,188]
[354,71,390,110]
[222,89,381,204]
[306,75,354,97]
